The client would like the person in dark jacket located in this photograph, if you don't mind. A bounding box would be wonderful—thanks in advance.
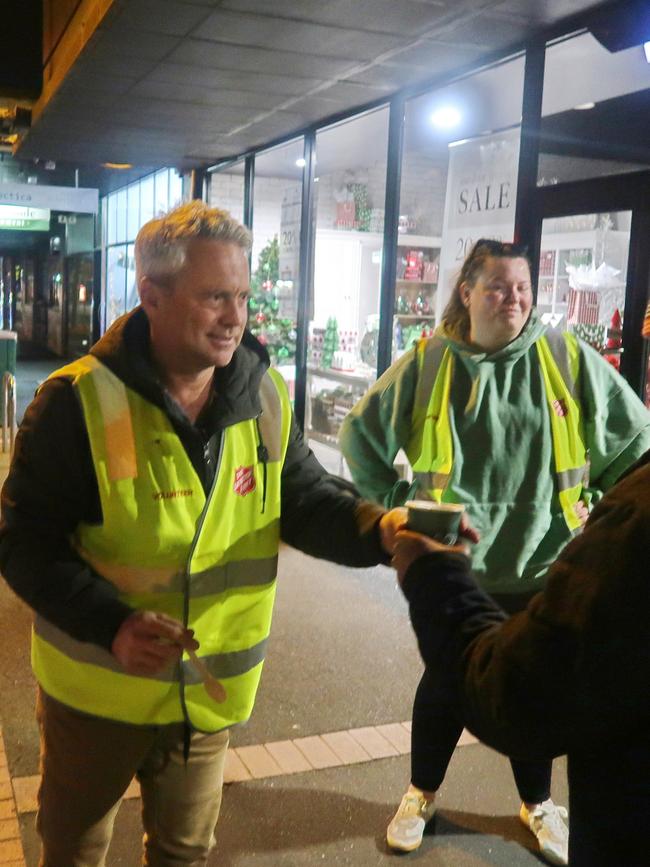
[392,450,650,866]
[0,200,403,867]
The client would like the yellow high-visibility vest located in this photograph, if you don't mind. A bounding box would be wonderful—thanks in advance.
[405,330,587,532]
[32,354,292,732]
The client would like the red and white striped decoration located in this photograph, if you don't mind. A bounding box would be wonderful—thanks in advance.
[567,289,601,326]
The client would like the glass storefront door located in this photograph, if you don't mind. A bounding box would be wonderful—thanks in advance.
[534,171,650,400]
[538,211,631,374]
[250,139,304,399]
[305,107,389,475]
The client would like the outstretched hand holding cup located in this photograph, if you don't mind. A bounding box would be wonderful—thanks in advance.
[392,501,479,586]
[405,500,466,545]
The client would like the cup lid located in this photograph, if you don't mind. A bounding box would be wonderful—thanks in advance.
[405,500,465,512]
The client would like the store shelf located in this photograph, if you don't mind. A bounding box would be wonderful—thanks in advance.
[396,278,437,285]
[397,234,442,247]
[308,429,341,449]
[394,313,436,320]
[307,365,375,387]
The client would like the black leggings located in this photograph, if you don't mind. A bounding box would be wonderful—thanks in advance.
[410,590,552,804]
[410,666,552,802]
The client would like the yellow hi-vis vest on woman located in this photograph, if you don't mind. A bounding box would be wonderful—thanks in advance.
[405,330,588,533]
[31,355,292,732]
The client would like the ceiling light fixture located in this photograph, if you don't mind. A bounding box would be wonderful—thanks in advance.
[102,162,133,170]
[431,106,461,129]
[574,102,596,110]
[295,157,306,167]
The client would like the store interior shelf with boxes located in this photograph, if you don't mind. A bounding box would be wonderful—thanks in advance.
[394,234,441,353]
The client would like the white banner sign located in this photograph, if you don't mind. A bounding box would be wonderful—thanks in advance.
[436,127,521,320]
[0,182,99,214]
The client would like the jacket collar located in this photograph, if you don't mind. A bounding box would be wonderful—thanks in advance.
[89,307,271,430]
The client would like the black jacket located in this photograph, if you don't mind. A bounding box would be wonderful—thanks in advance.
[401,451,650,762]
[0,308,387,651]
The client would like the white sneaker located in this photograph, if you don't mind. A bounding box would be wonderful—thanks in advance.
[386,788,436,852]
[520,799,569,865]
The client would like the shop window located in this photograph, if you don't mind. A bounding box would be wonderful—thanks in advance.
[539,33,650,185]
[208,162,245,224]
[169,171,183,209]
[67,253,94,358]
[538,211,631,373]
[140,174,154,226]
[126,243,138,312]
[154,169,170,217]
[115,189,127,245]
[127,183,140,241]
[393,56,525,360]
[65,214,95,255]
[306,107,389,474]
[106,195,117,246]
[250,138,304,397]
[106,245,128,328]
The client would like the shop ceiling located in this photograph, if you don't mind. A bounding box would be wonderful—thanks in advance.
[5,0,650,181]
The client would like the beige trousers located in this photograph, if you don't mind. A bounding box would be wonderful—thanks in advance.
[36,689,230,867]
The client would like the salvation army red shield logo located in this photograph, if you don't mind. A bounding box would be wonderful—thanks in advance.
[233,465,256,496]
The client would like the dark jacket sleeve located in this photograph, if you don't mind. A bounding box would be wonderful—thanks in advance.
[280,415,389,566]
[0,379,135,650]
[401,457,650,761]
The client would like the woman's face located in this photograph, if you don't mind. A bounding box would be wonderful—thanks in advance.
[461,255,533,352]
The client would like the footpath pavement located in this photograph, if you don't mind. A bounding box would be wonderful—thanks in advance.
[0,364,568,866]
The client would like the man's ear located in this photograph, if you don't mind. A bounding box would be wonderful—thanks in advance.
[138,276,159,314]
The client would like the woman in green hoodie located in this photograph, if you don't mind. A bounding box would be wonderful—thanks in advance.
[339,239,650,865]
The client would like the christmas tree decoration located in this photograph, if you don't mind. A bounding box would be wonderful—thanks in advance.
[322,317,339,368]
[248,235,297,365]
[350,182,371,231]
[571,322,605,351]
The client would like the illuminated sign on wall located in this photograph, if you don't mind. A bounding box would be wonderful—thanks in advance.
[0,204,51,231]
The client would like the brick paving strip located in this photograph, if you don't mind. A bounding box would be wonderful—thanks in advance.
[8,722,477,819]
[0,727,27,866]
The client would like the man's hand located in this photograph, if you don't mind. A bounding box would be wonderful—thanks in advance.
[378,507,408,555]
[574,500,590,526]
[111,611,199,676]
[379,506,480,557]
[393,529,468,586]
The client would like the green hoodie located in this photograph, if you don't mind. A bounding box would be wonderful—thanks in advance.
[340,312,650,593]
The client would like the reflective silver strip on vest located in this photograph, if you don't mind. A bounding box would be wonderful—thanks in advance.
[35,615,142,677]
[182,638,268,684]
[167,555,278,595]
[34,617,268,683]
[258,373,283,461]
[414,339,447,409]
[543,329,576,396]
[414,470,450,492]
[557,466,588,492]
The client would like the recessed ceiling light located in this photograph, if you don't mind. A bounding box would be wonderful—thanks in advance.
[574,102,596,110]
[431,106,461,129]
[644,41,650,63]
[295,157,306,167]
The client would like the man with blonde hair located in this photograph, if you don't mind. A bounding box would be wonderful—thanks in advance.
[0,200,402,865]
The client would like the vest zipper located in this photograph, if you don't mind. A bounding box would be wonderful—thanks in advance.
[255,415,268,514]
[178,432,226,739]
